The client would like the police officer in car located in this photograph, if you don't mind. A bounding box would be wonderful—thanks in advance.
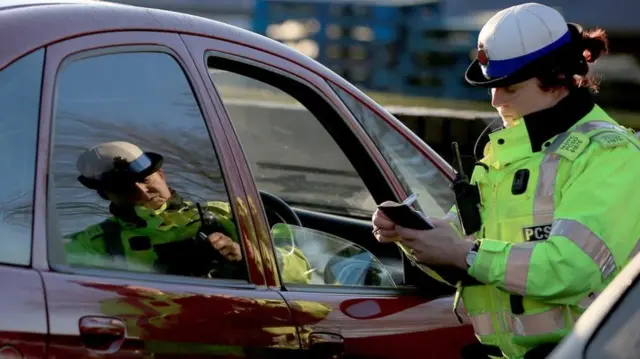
[65,141,312,284]
[372,3,640,359]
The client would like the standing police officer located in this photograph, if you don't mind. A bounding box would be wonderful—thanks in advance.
[372,3,640,358]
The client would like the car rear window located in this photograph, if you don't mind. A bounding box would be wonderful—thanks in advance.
[0,49,44,266]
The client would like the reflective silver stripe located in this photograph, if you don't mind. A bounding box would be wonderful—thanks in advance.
[469,312,495,336]
[512,307,568,336]
[550,219,617,279]
[472,308,572,337]
[578,241,639,311]
[532,121,631,225]
[575,121,640,150]
[504,242,537,295]
[501,311,514,333]
[573,120,623,134]
[533,134,567,225]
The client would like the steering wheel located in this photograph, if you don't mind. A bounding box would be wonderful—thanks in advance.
[324,249,396,287]
[258,190,302,227]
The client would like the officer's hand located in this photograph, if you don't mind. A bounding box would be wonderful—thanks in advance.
[207,233,242,262]
[372,202,400,243]
[394,217,474,270]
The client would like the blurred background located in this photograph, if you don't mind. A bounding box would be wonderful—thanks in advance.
[109,0,640,169]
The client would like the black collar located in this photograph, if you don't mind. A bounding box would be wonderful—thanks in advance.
[165,190,186,210]
[522,88,595,152]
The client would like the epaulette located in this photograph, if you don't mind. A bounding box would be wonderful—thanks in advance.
[548,132,591,161]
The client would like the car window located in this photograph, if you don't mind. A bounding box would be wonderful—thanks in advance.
[206,54,402,288]
[329,83,455,218]
[273,224,396,287]
[0,49,44,266]
[585,277,640,359]
[207,69,375,218]
[48,50,248,282]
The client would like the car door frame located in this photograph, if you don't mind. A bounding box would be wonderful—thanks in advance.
[180,34,464,292]
[181,34,414,288]
[179,34,477,359]
[32,30,271,285]
[30,30,310,358]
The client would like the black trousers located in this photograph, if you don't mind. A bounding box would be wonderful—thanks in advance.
[460,344,502,359]
[461,343,558,359]
[523,343,558,359]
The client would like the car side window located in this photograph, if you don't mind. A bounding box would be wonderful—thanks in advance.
[48,50,248,281]
[272,224,396,286]
[206,55,403,288]
[329,83,455,218]
[0,49,44,266]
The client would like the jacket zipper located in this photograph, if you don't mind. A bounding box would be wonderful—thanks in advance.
[488,174,510,342]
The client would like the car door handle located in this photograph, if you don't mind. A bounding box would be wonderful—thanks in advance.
[309,332,344,359]
[79,316,126,353]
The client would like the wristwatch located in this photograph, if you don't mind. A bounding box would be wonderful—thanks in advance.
[465,241,481,268]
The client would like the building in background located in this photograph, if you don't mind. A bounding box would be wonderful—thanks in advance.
[444,0,640,35]
[109,0,640,109]
[444,0,640,105]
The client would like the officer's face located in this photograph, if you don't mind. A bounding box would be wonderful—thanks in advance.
[491,78,568,126]
[106,169,172,210]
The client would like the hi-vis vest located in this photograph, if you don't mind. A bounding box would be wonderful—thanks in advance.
[422,105,640,359]
[65,201,238,271]
[65,201,312,284]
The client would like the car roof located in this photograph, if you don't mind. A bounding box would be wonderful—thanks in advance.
[0,0,454,176]
[0,0,348,89]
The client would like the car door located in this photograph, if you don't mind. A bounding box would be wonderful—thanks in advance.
[0,49,48,359]
[181,34,477,359]
[34,31,301,358]
[549,251,640,359]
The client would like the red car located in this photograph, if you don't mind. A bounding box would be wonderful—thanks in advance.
[0,1,477,358]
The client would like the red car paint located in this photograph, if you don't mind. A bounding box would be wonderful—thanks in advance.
[0,1,477,358]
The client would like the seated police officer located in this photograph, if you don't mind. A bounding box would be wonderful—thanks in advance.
[65,141,311,283]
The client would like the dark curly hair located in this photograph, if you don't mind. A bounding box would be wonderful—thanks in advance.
[538,25,609,93]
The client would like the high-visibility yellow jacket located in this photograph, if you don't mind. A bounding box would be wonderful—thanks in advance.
[407,96,640,358]
[65,195,311,284]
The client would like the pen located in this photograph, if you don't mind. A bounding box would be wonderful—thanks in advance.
[402,193,419,206]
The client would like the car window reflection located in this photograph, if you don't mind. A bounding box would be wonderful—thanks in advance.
[272,224,396,287]
[50,51,249,282]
